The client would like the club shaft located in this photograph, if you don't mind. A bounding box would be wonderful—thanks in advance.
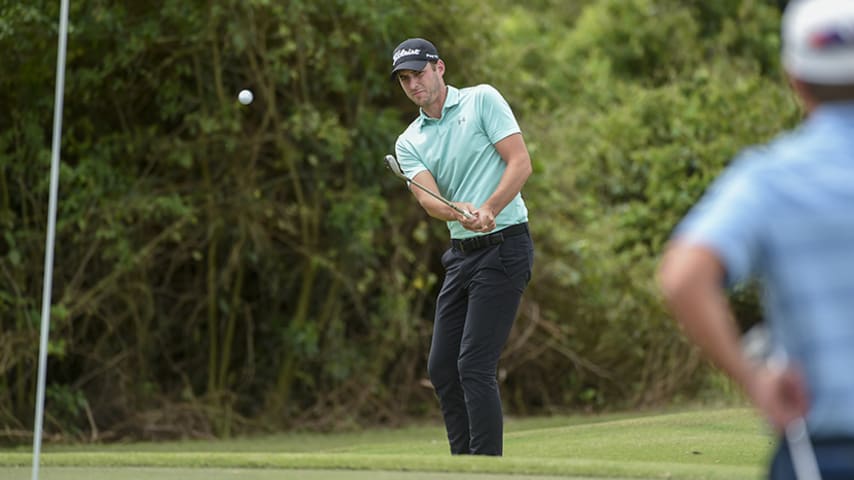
[786,417,822,480]
[740,327,822,479]
[408,179,474,219]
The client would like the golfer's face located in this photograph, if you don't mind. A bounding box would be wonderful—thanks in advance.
[398,63,442,108]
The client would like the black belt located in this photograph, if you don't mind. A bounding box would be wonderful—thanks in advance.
[451,223,528,253]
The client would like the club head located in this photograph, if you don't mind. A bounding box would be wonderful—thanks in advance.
[384,155,408,180]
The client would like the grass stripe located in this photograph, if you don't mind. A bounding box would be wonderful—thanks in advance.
[0,406,771,479]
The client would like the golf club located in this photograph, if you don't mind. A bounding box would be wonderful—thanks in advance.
[384,154,474,219]
[741,324,822,480]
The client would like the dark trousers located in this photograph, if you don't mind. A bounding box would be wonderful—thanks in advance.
[770,436,854,479]
[427,224,533,456]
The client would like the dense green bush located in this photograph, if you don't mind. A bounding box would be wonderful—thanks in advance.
[486,0,798,410]
[0,0,485,440]
[0,0,798,441]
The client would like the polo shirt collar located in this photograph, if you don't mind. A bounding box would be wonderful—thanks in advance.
[417,85,460,127]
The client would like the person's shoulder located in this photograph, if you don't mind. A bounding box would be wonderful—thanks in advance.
[459,84,504,99]
[395,125,421,153]
[458,85,511,114]
[723,126,816,188]
[396,115,423,141]
[744,125,816,170]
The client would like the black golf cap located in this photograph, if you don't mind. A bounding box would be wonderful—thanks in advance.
[390,38,440,79]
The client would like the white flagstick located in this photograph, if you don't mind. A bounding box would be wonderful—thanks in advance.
[33,1,70,479]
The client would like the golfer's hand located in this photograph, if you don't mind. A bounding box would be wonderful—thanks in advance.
[454,202,478,225]
[458,204,495,233]
[473,206,496,232]
[747,364,809,433]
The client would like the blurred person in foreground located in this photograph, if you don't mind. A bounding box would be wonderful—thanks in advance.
[658,0,854,478]
[389,38,534,456]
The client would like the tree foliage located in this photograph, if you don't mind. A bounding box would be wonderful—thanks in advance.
[488,0,796,409]
[1,0,796,441]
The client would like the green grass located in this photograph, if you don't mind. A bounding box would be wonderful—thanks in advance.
[0,406,775,480]
[0,467,616,480]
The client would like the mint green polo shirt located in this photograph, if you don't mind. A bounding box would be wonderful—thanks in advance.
[394,84,529,239]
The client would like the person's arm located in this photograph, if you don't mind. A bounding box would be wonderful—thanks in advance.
[408,170,476,222]
[658,243,755,385]
[406,133,531,229]
[464,133,531,232]
[658,241,808,432]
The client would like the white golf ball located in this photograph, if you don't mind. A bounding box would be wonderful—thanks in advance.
[238,89,253,105]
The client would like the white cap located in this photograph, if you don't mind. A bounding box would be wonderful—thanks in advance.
[782,0,854,84]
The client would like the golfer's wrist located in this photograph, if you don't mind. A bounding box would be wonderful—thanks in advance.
[482,204,497,218]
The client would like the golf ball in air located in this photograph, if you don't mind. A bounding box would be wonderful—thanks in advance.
[238,89,253,105]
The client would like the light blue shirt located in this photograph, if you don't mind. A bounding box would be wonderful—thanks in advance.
[675,102,854,437]
[395,85,528,239]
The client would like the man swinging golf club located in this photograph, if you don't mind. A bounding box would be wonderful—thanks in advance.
[388,37,534,456]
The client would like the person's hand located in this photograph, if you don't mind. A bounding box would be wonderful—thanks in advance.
[454,202,479,229]
[746,363,809,433]
[472,205,495,232]
[457,204,495,233]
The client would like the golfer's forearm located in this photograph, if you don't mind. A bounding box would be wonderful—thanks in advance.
[424,201,460,222]
[482,159,531,217]
[484,133,532,217]
[410,189,460,222]
[407,172,464,222]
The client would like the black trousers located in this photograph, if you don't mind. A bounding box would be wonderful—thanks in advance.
[427,224,534,456]
[770,436,854,479]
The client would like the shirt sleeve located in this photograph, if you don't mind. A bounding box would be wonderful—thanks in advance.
[477,85,521,144]
[394,136,427,180]
[673,153,768,287]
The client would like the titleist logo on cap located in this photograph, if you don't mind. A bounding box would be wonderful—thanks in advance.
[393,48,421,62]
[390,38,440,78]
[393,48,439,63]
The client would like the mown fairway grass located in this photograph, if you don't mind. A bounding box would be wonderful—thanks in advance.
[0,406,774,480]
